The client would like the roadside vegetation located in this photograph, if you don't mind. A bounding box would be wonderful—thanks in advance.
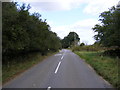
[3,2,62,57]
[2,51,56,84]
[74,50,119,88]
[2,2,61,83]
[71,5,120,88]
[2,1,120,88]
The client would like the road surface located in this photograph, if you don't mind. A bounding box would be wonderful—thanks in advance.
[3,49,112,88]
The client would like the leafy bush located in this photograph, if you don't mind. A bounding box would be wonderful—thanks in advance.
[103,49,120,58]
[2,2,62,62]
[72,45,105,52]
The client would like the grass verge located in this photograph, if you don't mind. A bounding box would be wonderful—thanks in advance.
[75,51,119,88]
[2,52,56,84]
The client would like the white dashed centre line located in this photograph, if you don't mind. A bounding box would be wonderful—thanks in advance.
[61,55,64,59]
[47,86,51,90]
[55,61,61,74]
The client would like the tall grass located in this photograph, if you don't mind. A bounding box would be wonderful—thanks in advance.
[72,45,106,52]
[75,51,119,88]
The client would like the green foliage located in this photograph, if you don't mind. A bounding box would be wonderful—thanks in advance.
[61,32,80,48]
[75,51,119,88]
[93,6,120,48]
[2,2,61,60]
[72,45,105,52]
[103,49,120,58]
[80,43,85,46]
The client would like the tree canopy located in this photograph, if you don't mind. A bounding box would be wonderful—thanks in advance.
[61,32,80,48]
[2,2,62,56]
[92,6,120,48]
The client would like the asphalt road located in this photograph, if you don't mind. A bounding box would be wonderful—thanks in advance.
[3,49,112,88]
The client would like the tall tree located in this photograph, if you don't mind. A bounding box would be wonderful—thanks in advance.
[2,2,62,57]
[62,32,80,48]
[92,6,120,48]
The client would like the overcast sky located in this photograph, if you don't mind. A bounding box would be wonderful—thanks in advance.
[13,0,119,45]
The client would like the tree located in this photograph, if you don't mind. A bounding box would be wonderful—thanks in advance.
[92,6,120,48]
[61,32,80,48]
[2,2,62,57]
[2,2,21,53]
[80,43,85,46]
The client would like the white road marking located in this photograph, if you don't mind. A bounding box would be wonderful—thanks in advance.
[54,54,62,56]
[99,76,111,86]
[47,86,51,90]
[55,61,61,74]
[87,64,93,70]
[61,53,66,59]
[32,84,36,87]
[61,55,64,59]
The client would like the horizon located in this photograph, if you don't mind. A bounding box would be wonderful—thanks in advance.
[13,0,119,45]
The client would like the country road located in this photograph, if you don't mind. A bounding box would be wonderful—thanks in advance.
[3,49,112,88]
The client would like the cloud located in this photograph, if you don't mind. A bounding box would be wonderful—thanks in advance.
[49,19,98,45]
[14,0,83,12]
[12,0,119,45]
[1,0,11,2]
[71,19,98,30]
[83,0,119,15]
[14,0,119,14]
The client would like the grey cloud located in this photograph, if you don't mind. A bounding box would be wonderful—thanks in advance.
[30,2,65,11]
